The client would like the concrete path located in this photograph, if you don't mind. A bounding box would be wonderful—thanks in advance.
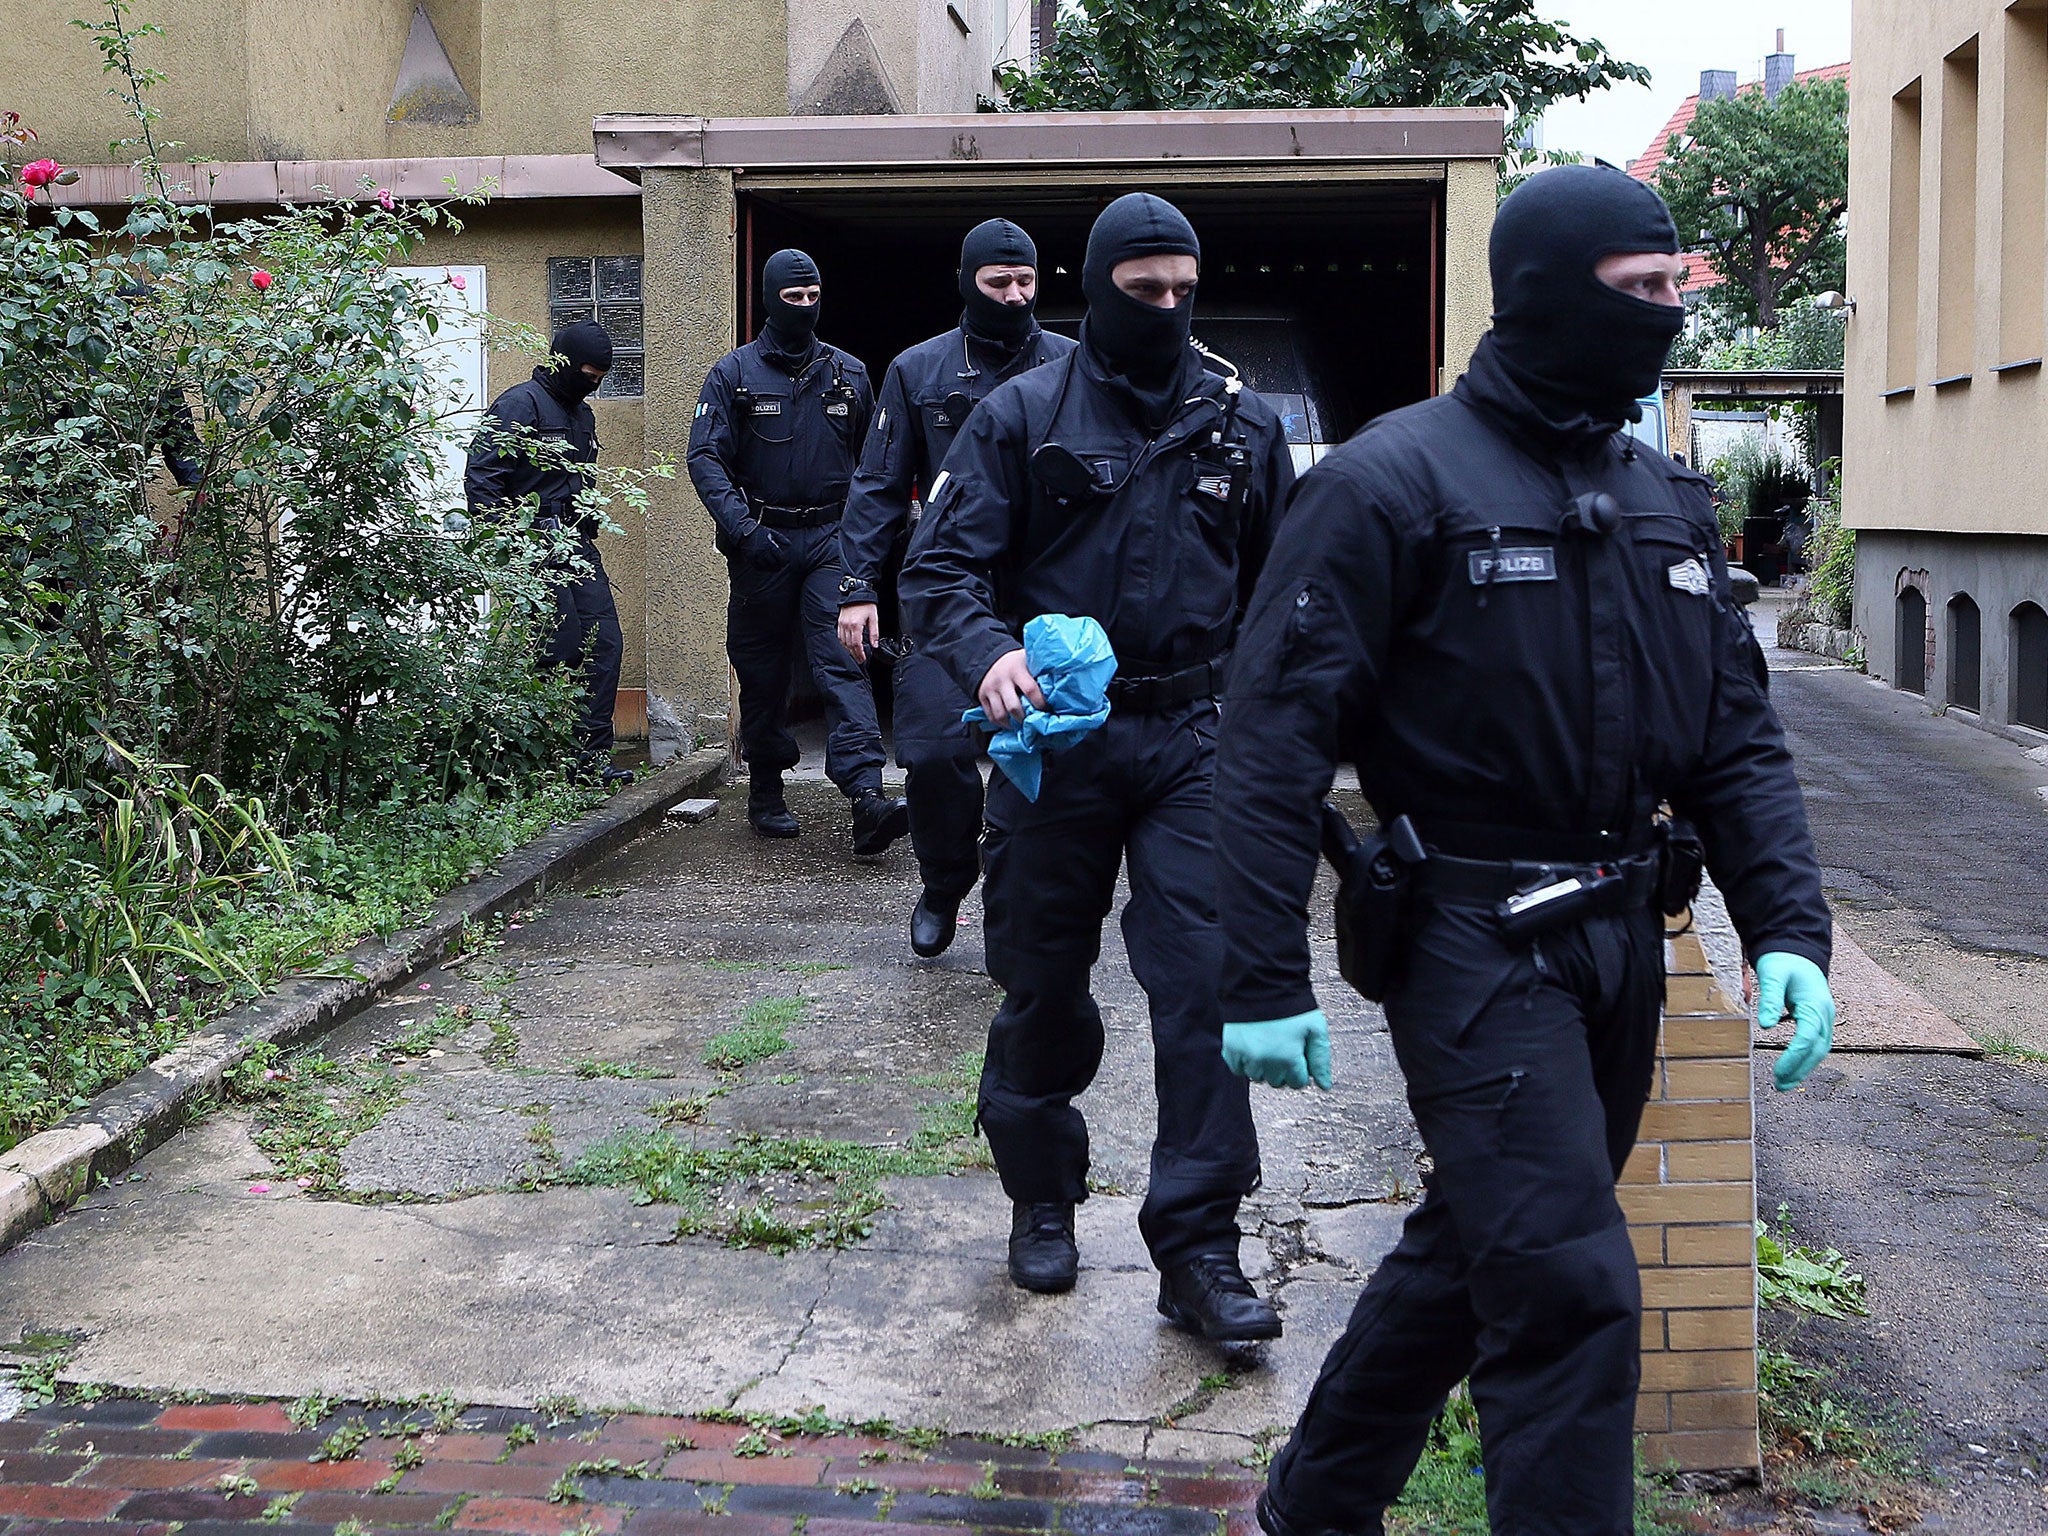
[1754,595,2048,1533]
[0,772,1415,1463]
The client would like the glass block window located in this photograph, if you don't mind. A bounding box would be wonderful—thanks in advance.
[547,255,644,399]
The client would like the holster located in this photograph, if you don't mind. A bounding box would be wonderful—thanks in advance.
[1321,803,1428,1003]
[1657,816,1706,918]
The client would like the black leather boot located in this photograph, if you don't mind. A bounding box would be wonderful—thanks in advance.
[1256,1488,1379,1536]
[747,773,799,838]
[910,890,961,958]
[1007,1201,1078,1293]
[849,789,909,856]
[1158,1251,1282,1341]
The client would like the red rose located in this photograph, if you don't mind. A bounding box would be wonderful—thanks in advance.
[20,157,60,189]
[250,268,273,291]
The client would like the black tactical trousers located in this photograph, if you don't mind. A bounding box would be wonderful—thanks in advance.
[1267,902,1663,1536]
[726,522,885,798]
[890,649,984,902]
[906,755,983,902]
[977,701,1260,1269]
[540,540,624,757]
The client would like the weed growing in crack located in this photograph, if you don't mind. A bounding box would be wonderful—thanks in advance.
[500,1422,539,1458]
[703,996,808,1071]
[732,1430,771,1458]
[534,1394,581,1427]
[227,1046,404,1191]
[835,1478,877,1496]
[391,1440,426,1472]
[1756,1206,1867,1320]
[286,1394,336,1430]
[968,1462,1001,1500]
[547,1471,584,1505]
[336,1521,370,1536]
[259,1493,301,1524]
[314,1420,372,1463]
[571,1059,671,1081]
[379,1003,471,1064]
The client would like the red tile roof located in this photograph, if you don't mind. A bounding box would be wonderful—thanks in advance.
[1628,61,1851,294]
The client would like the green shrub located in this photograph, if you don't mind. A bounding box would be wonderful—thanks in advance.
[0,9,658,1144]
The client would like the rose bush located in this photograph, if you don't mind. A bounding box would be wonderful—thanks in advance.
[0,5,668,1142]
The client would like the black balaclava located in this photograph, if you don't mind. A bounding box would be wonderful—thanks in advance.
[1081,193,1200,418]
[761,248,822,361]
[1487,163,1686,426]
[540,320,612,404]
[959,218,1038,350]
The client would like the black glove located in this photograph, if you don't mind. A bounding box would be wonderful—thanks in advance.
[739,521,788,570]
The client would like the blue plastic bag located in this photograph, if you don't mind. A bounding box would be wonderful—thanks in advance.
[961,613,1117,800]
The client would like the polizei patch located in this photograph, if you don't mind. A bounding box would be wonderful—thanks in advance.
[751,399,782,416]
[1667,557,1711,596]
[1468,547,1557,584]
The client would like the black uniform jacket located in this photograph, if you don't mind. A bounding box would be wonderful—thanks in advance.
[1213,336,1832,1022]
[839,322,1077,606]
[900,343,1296,702]
[687,338,873,543]
[464,370,602,535]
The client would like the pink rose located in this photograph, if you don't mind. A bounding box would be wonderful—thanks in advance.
[446,270,466,291]
[377,187,394,211]
[250,269,273,291]
[20,158,59,189]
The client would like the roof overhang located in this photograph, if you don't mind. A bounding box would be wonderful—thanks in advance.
[44,153,637,208]
[592,108,1506,181]
[1664,369,1845,401]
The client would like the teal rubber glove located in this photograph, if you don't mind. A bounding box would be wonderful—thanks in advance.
[1223,1011,1333,1091]
[1755,952,1836,1092]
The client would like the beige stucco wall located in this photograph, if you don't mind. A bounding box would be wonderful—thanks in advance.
[639,166,740,757]
[1442,157,1496,386]
[412,203,652,694]
[1846,0,2048,537]
[786,0,1024,113]
[7,0,785,166]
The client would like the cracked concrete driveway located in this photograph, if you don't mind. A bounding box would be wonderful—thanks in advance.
[0,769,1414,1460]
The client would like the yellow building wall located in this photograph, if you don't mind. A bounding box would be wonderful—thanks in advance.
[1847,0,2048,537]
[6,0,785,166]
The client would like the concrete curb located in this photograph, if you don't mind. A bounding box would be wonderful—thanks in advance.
[0,747,729,1254]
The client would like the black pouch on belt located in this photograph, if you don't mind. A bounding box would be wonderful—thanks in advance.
[1321,803,1428,1003]
[1656,816,1706,917]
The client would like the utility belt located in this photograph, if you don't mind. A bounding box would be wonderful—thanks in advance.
[1105,657,1225,715]
[1319,810,1704,1001]
[751,500,842,530]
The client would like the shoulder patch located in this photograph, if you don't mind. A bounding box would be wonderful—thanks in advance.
[1668,557,1712,596]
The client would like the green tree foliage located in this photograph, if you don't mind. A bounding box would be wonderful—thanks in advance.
[1655,77,1849,330]
[996,0,1646,118]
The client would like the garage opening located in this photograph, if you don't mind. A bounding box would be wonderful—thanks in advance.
[735,176,1443,447]
[733,173,1443,734]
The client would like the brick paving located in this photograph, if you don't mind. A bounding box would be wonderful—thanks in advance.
[0,1396,1791,1536]
[0,1399,1263,1536]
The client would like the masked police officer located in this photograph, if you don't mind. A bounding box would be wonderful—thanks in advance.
[901,194,1295,1339]
[838,219,1077,958]
[465,319,629,786]
[689,250,908,854]
[1212,166,1838,1536]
